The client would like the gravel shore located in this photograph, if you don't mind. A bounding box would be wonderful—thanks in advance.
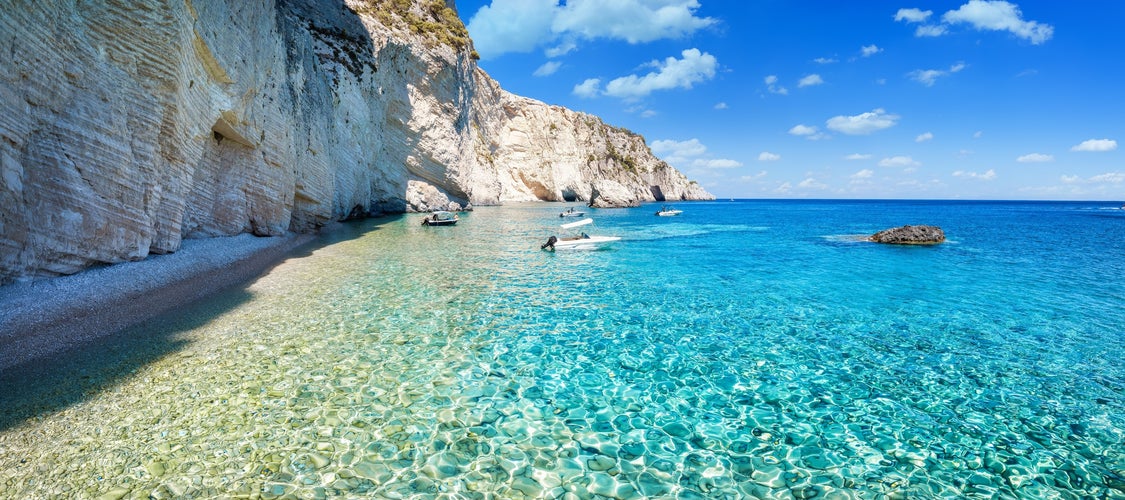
[0,232,316,375]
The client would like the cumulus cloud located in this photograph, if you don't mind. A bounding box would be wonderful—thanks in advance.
[798,178,828,190]
[798,74,824,87]
[916,132,934,142]
[909,62,966,86]
[860,44,883,57]
[758,152,781,161]
[895,8,932,23]
[813,56,838,64]
[1090,172,1125,183]
[827,108,900,135]
[914,24,949,37]
[953,169,997,180]
[845,153,873,160]
[942,0,1053,44]
[651,138,741,170]
[1070,139,1118,152]
[466,0,717,59]
[879,156,920,167]
[788,124,828,140]
[852,169,875,179]
[533,61,562,77]
[765,75,788,95]
[1017,153,1053,162]
[896,1,1053,44]
[573,78,602,98]
[714,102,728,110]
[603,48,717,99]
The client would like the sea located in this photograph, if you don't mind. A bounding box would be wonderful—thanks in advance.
[0,199,1123,499]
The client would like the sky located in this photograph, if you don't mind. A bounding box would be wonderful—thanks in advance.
[454,0,1125,200]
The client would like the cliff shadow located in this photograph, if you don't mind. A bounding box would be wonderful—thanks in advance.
[0,218,394,432]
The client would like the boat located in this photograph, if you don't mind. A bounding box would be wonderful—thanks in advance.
[421,211,459,226]
[540,218,620,250]
[559,207,586,217]
[655,205,683,216]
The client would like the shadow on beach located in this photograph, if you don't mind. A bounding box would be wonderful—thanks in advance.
[0,218,396,432]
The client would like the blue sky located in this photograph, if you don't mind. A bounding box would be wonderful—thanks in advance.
[456,1,1124,200]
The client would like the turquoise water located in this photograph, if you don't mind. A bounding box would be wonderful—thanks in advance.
[1,200,1123,498]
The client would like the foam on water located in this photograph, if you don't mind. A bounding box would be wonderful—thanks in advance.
[0,200,1123,498]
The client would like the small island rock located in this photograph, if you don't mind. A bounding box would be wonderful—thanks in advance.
[869,225,945,245]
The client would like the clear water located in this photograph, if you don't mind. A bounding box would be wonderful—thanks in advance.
[1,200,1123,499]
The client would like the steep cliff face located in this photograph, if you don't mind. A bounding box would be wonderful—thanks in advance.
[0,0,712,283]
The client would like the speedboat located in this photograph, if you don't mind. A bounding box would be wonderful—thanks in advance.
[541,218,620,250]
[559,207,586,217]
[421,211,458,226]
[655,205,683,216]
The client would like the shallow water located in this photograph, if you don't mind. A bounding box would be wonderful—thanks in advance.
[1,200,1123,498]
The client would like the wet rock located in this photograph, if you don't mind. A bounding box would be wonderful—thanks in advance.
[869,225,945,244]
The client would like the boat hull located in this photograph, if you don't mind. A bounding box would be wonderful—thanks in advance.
[550,235,621,250]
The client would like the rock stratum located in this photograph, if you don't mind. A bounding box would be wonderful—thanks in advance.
[0,0,712,283]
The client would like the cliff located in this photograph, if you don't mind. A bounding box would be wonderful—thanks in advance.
[0,0,712,283]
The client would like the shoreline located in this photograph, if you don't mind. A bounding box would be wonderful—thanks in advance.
[0,231,318,375]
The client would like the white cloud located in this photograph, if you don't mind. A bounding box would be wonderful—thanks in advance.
[740,171,768,182]
[1017,153,1053,162]
[604,48,717,100]
[788,124,828,140]
[798,74,824,87]
[845,153,872,160]
[639,109,658,118]
[916,132,934,142]
[895,8,932,23]
[852,169,874,179]
[573,78,602,98]
[466,0,716,59]
[1058,172,1125,184]
[915,25,949,37]
[973,131,984,139]
[765,75,788,95]
[758,152,781,161]
[953,169,997,180]
[1090,172,1125,183]
[713,102,728,110]
[860,44,882,57]
[942,0,1053,45]
[813,56,837,64]
[695,158,742,169]
[909,62,966,86]
[1070,139,1117,152]
[789,124,818,136]
[879,156,920,167]
[651,138,740,170]
[545,40,577,58]
[896,1,1053,44]
[651,138,706,158]
[798,178,828,190]
[826,108,900,135]
[533,61,562,77]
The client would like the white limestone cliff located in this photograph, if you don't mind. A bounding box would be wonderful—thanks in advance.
[0,0,713,283]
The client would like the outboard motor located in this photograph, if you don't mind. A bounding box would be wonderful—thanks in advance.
[541,235,558,250]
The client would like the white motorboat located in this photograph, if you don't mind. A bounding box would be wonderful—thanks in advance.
[655,205,683,216]
[559,207,586,217]
[541,218,620,250]
[421,211,459,226]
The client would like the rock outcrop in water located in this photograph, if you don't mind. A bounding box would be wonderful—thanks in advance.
[869,225,946,245]
[0,0,712,283]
